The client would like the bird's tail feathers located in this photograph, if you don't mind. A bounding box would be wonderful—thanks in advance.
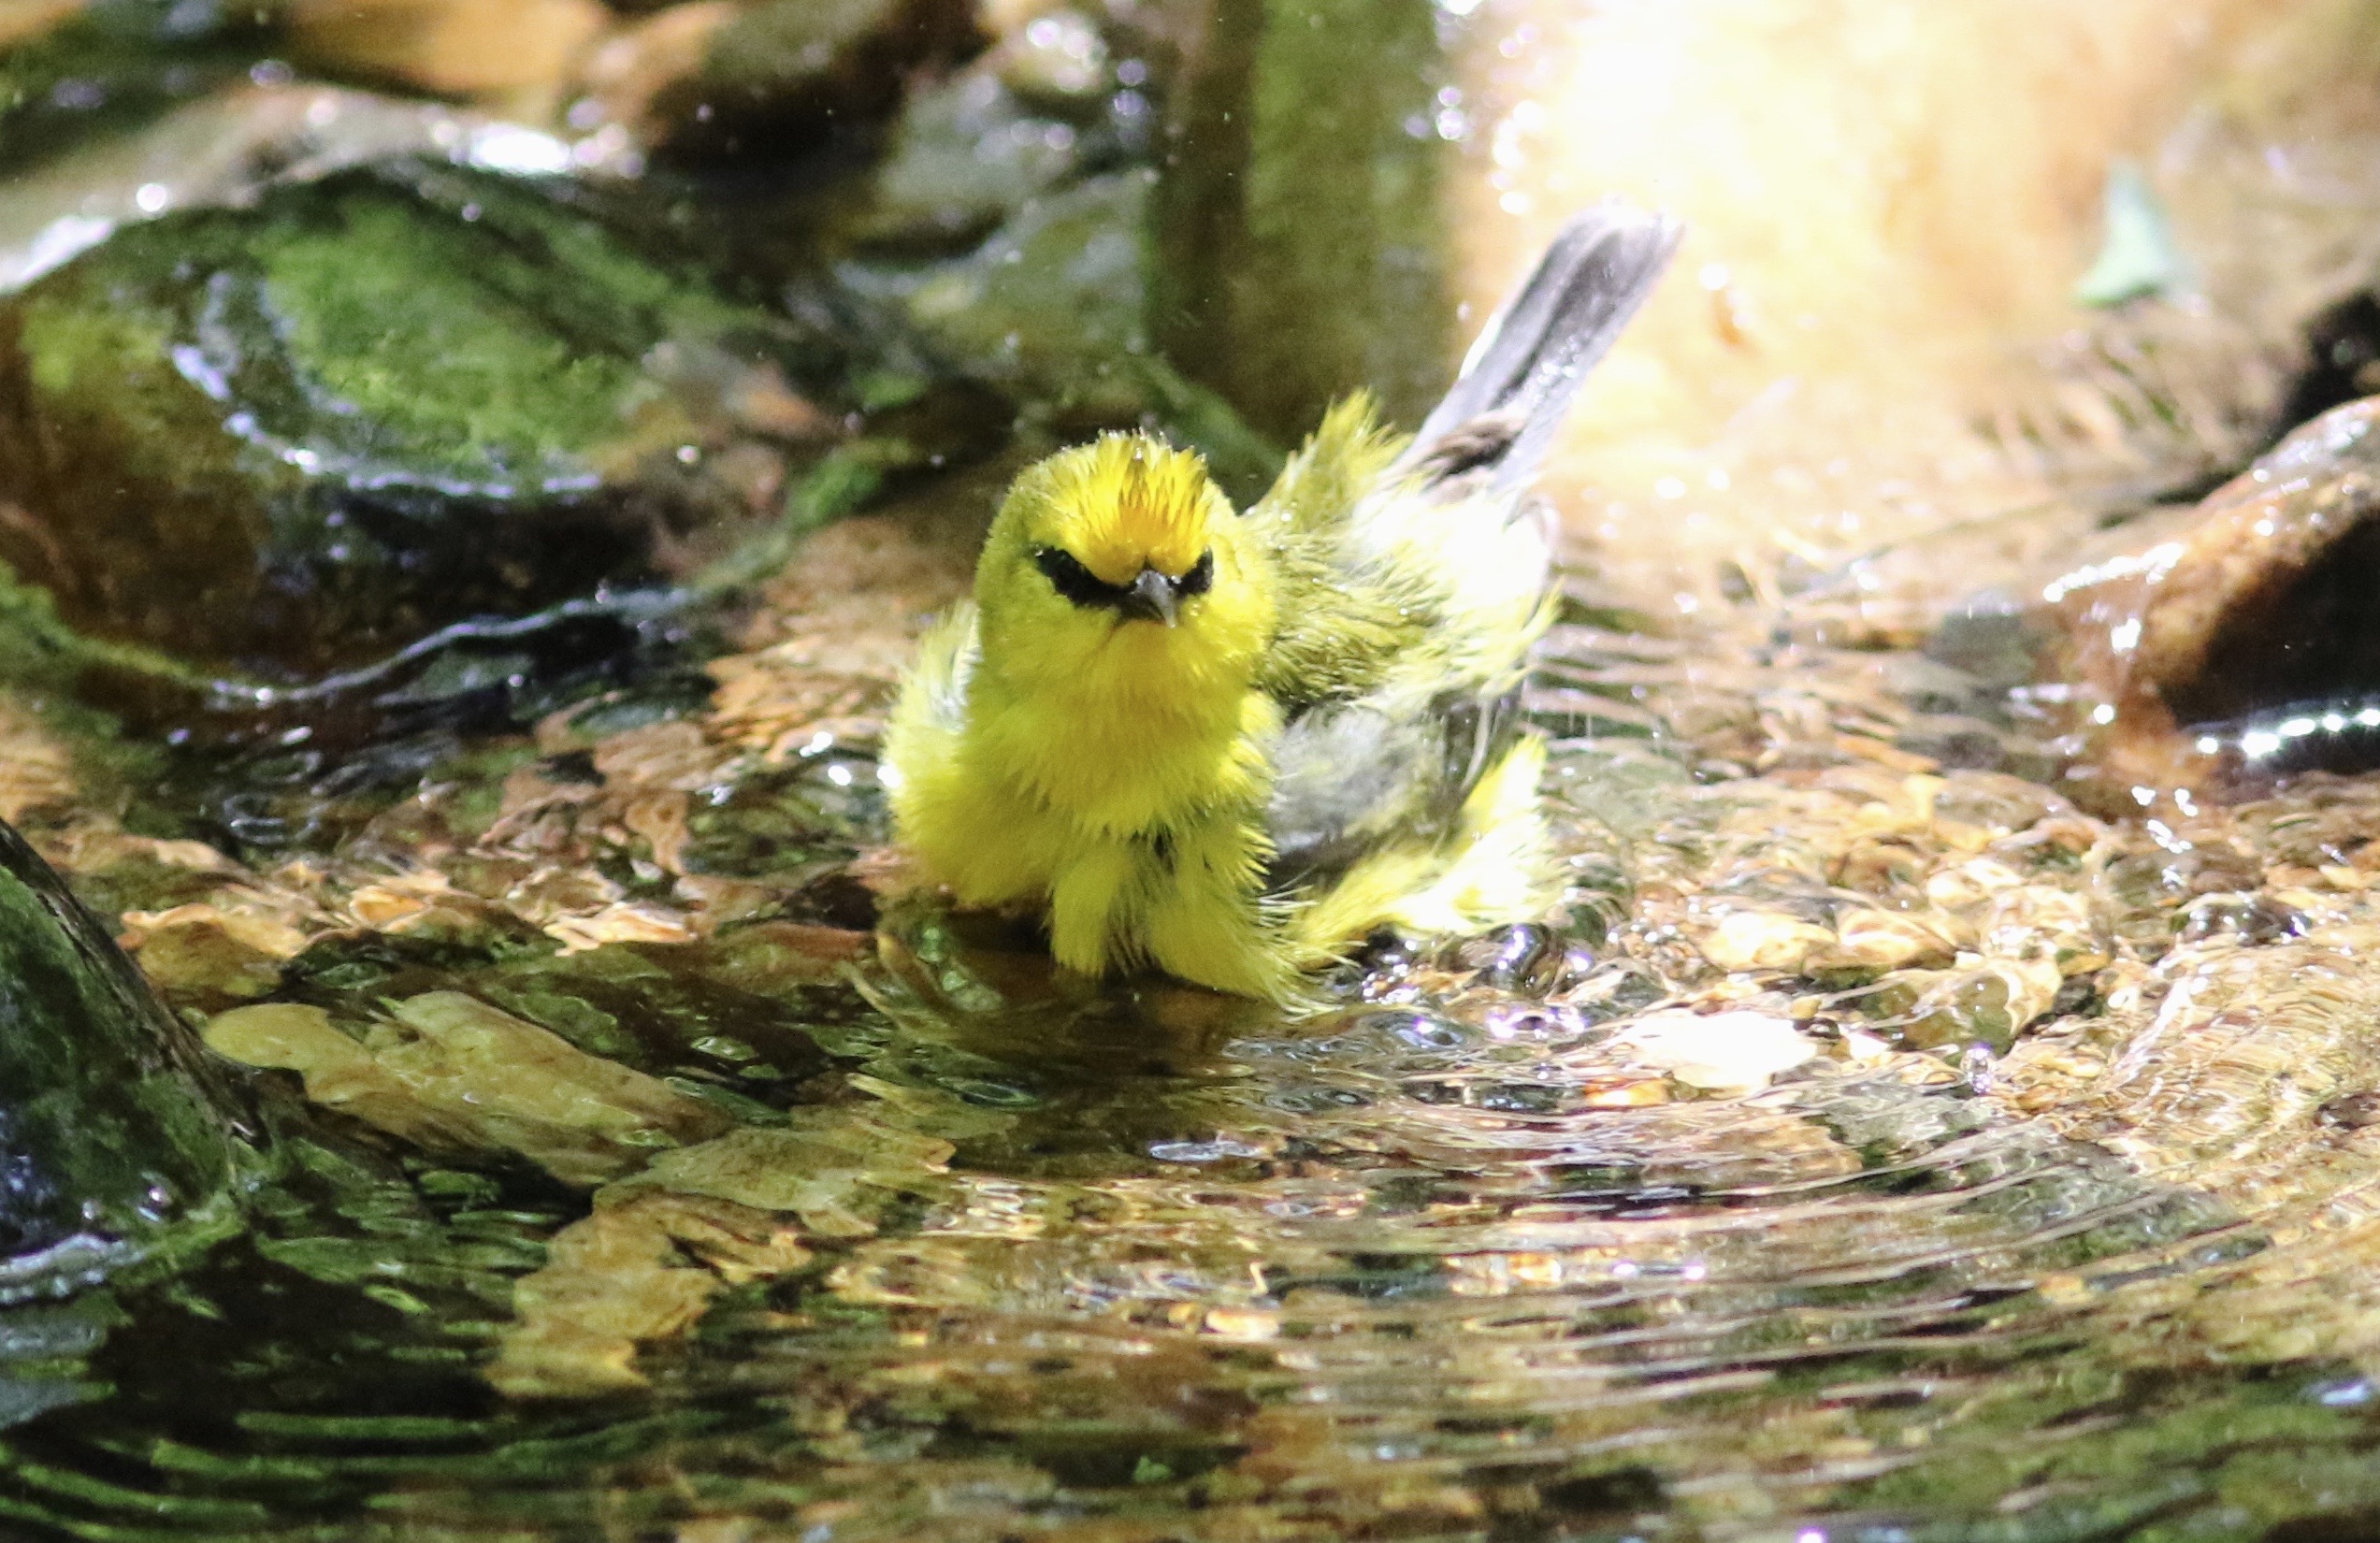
[1399,202,1680,494]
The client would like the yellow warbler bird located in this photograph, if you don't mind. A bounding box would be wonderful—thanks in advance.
[882,205,1679,1003]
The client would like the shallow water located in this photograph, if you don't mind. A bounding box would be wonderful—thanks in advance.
[7,600,2380,1542]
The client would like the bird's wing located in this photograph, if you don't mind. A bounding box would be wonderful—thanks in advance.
[1262,670,1523,891]
[885,602,980,748]
[1258,202,1678,881]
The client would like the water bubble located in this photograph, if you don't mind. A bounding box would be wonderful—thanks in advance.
[1379,1012,1468,1051]
[1149,1137,1268,1164]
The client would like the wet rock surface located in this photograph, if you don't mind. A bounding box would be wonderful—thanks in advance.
[0,158,815,681]
[2044,396,2380,801]
[859,169,1277,491]
[0,1,268,173]
[0,817,248,1300]
[0,2,1297,743]
[580,0,982,161]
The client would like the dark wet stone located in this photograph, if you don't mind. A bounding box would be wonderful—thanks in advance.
[0,159,811,683]
[799,9,1278,496]
[2155,412,2380,729]
[0,1,266,173]
[775,870,880,932]
[2320,1091,2380,1129]
[858,69,1088,252]
[0,818,248,1299]
[1910,613,2039,703]
[1536,1466,1666,1522]
[849,6,1152,255]
[2042,397,2380,801]
[594,0,981,162]
[2278,290,2380,437]
[1458,922,1558,991]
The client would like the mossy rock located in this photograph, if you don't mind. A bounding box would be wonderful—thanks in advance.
[0,818,248,1296]
[0,159,805,680]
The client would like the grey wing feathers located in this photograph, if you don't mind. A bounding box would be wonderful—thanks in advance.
[1398,202,1681,493]
[1264,682,1522,890]
[1261,204,1676,892]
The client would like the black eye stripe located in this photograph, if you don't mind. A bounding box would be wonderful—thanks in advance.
[1032,546,1124,607]
[1031,547,1216,609]
[1178,550,1215,597]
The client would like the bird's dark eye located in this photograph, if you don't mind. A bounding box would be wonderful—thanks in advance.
[1031,544,1211,618]
[1178,550,1215,598]
[1032,546,1122,608]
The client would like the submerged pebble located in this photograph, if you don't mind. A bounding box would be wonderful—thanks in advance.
[202,990,730,1186]
[1607,1008,1820,1095]
[6,5,2380,1537]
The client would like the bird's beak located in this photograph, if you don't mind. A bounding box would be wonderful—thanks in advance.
[1119,568,1179,627]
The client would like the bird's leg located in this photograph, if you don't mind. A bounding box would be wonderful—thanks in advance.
[1046,837,1142,978]
[1140,820,1295,1002]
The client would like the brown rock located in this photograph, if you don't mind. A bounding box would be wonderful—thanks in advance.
[1695,908,1835,973]
[2043,397,2380,802]
[283,0,612,102]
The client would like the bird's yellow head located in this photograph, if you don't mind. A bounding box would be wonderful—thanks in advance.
[974,433,1274,703]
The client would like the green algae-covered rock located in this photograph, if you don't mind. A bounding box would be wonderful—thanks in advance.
[0,819,247,1298]
[0,159,807,679]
